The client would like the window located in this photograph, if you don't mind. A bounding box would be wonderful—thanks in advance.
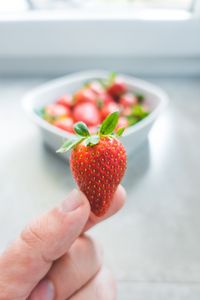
[0,0,27,12]
[0,0,195,12]
[0,0,199,75]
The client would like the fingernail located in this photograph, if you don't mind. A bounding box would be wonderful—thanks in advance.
[61,189,84,212]
[30,279,54,300]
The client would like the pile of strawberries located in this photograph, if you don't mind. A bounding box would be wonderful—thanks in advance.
[40,73,149,134]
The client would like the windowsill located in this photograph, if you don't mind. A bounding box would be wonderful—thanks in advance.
[0,8,199,75]
[0,8,193,21]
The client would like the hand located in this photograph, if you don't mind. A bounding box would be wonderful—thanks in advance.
[0,186,126,300]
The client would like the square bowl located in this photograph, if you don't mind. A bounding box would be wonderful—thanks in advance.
[22,71,169,157]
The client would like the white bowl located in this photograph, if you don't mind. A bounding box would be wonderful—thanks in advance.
[22,71,168,157]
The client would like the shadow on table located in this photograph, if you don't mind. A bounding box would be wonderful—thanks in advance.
[123,140,150,191]
[42,142,68,167]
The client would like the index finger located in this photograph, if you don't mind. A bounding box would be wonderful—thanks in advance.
[84,185,126,231]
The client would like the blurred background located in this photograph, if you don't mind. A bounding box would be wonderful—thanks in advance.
[0,1,200,299]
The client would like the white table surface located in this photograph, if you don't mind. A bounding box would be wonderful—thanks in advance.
[0,76,200,299]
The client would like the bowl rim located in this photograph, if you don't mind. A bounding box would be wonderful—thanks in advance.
[22,70,169,139]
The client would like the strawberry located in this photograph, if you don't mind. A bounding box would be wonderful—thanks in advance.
[56,94,73,108]
[57,112,127,217]
[88,126,98,134]
[122,107,132,117]
[96,92,113,108]
[74,88,96,104]
[44,104,70,123]
[88,81,104,95]
[45,104,70,118]
[54,117,74,133]
[116,116,129,131]
[120,93,138,108]
[73,102,100,126]
[100,101,120,120]
[107,78,127,98]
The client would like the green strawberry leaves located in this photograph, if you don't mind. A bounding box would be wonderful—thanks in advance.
[74,122,90,137]
[107,72,117,86]
[100,111,119,135]
[127,115,138,126]
[56,137,85,153]
[116,127,125,137]
[126,104,149,126]
[135,93,145,103]
[132,105,149,118]
[57,111,125,153]
[97,72,116,89]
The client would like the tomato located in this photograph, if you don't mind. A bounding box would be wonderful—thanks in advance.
[107,79,127,97]
[73,102,100,126]
[101,101,120,120]
[45,104,70,118]
[56,94,73,108]
[74,88,97,104]
[116,116,129,130]
[120,93,138,108]
[54,117,74,133]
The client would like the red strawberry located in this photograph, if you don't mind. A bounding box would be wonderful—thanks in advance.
[54,117,74,133]
[88,81,104,95]
[107,78,127,98]
[88,126,98,134]
[116,116,128,131]
[56,94,73,108]
[101,101,119,120]
[122,107,132,117]
[96,92,113,108]
[57,112,127,217]
[44,104,70,123]
[74,88,96,104]
[120,93,138,108]
[73,102,100,126]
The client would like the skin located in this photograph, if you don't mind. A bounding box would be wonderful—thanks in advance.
[0,185,126,300]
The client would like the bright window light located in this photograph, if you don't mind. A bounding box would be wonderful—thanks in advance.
[0,0,193,12]
[0,0,27,12]
[88,0,192,10]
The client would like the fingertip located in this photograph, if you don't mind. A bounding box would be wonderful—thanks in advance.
[103,184,126,217]
[114,184,126,208]
[60,189,90,215]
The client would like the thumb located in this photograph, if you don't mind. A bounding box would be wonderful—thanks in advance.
[0,189,90,300]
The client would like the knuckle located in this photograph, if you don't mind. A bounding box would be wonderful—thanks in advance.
[20,221,52,265]
[20,208,65,250]
[20,218,44,249]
